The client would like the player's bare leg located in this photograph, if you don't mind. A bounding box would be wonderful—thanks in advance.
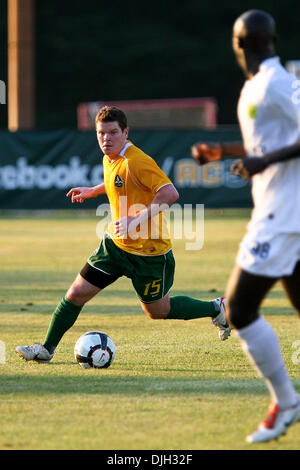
[66,274,102,306]
[140,294,171,319]
[226,265,300,443]
[140,293,231,339]
[281,261,300,316]
[225,264,276,328]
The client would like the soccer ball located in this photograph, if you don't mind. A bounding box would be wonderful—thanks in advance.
[74,331,116,369]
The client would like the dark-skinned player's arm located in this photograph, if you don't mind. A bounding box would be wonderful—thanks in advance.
[66,183,106,203]
[231,139,300,180]
[191,141,246,165]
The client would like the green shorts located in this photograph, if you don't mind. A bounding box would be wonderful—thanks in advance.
[80,235,175,303]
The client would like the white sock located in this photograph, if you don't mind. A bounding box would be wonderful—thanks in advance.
[236,316,298,410]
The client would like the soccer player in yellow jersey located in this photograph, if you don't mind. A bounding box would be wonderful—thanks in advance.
[16,106,230,364]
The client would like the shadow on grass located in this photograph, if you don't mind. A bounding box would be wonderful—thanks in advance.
[0,373,273,396]
[0,303,296,316]
[0,304,141,315]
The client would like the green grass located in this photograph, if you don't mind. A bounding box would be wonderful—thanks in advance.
[0,209,300,450]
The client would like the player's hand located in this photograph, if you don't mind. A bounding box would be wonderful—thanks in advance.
[191,142,222,165]
[66,187,95,203]
[114,216,140,237]
[230,157,268,180]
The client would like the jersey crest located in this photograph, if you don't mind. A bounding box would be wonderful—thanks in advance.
[114,174,123,188]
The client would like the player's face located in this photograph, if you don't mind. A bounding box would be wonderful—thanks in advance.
[96,121,129,157]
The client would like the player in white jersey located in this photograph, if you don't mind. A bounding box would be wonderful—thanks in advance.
[191,10,300,443]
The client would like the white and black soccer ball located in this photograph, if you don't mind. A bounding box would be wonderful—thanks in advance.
[74,331,116,369]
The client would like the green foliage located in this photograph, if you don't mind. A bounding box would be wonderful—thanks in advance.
[1,1,300,128]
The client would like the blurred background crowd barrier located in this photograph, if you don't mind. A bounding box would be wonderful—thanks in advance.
[0,126,251,210]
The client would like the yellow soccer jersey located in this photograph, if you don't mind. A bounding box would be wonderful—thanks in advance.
[103,141,172,256]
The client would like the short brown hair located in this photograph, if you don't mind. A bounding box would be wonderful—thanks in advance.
[95,106,128,131]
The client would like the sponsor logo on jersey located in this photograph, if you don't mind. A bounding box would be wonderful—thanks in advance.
[248,103,258,119]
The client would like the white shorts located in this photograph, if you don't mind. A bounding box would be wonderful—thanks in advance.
[236,231,300,277]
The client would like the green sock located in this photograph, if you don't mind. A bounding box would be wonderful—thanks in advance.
[166,296,218,320]
[43,296,83,354]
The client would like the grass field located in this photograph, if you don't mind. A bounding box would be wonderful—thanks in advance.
[0,209,299,451]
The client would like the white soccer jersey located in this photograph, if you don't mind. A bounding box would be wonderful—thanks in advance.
[237,57,300,235]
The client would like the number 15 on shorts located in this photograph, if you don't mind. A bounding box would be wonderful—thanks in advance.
[144,279,162,297]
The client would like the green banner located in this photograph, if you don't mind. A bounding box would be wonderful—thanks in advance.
[0,128,251,209]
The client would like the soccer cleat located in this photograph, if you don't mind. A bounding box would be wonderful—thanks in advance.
[247,399,300,443]
[16,342,54,363]
[211,297,232,341]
